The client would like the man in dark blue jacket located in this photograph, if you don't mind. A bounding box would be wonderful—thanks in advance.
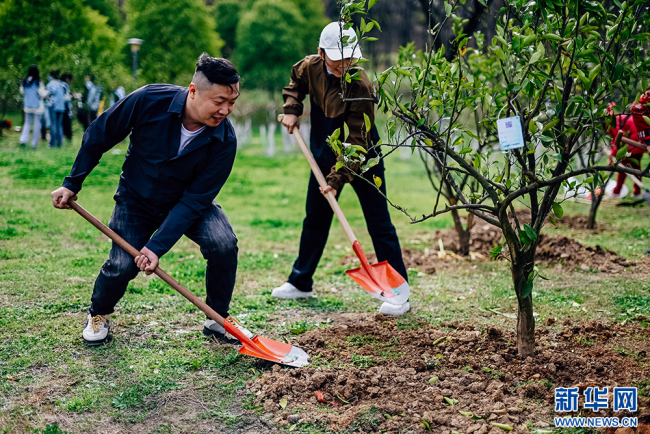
[50,54,241,346]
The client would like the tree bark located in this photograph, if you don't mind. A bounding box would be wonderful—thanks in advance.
[510,248,536,358]
[450,208,471,256]
[586,191,604,230]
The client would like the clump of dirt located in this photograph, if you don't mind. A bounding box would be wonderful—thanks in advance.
[249,316,650,433]
[536,234,635,273]
[342,214,634,274]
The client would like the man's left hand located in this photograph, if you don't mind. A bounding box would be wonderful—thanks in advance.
[135,247,158,275]
[320,186,338,197]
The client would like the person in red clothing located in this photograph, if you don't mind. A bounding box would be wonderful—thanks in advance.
[606,103,646,197]
[632,88,650,145]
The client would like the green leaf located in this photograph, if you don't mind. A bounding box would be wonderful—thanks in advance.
[420,419,431,431]
[543,119,559,132]
[459,147,473,154]
[331,141,341,156]
[444,397,458,406]
[521,279,533,299]
[279,398,288,410]
[459,411,473,417]
[542,33,564,42]
[524,224,537,242]
[519,231,532,245]
[549,216,557,226]
[363,157,380,171]
[489,245,503,259]
[429,376,438,383]
[616,144,629,160]
[373,175,382,188]
[343,123,350,141]
[444,1,452,16]
[644,116,650,126]
[490,422,514,431]
[363,113,371,132]
[528,42,544,64]
[588,64,602,85]
[335,161,344,172]
[330,128,340,141]
[368,0,379,9]
[552,202,564,218]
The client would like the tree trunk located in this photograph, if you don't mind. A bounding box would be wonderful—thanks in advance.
[586,192,604,230]
[511,248,536,358]
[450,207,471,256]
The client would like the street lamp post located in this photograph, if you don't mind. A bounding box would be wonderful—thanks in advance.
[127,38,143,82]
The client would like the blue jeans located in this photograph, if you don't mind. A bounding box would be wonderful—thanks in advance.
[19,112,41,147]
[288,159,407,292]
[89,195,238,318]
[49,107,64,147]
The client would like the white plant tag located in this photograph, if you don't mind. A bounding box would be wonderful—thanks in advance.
[497,116,525,151]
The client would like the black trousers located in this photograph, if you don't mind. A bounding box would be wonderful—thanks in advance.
[288,160,408,292]
[62,111,72,140]
[90,195,238,318]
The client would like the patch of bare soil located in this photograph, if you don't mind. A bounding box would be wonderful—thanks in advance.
[517,209,606,231]
[341,215,635,274]
[537,234,635,273]
[249,317,650,433]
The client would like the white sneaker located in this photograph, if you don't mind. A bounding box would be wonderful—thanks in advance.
[203,319,241,345]
[82,313,111,346]
[271,282,314,299]
[378,301,411,316]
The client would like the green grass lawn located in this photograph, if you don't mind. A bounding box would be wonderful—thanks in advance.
[0,121,649,434]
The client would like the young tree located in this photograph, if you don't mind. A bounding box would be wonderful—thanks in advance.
[334,0,650,357]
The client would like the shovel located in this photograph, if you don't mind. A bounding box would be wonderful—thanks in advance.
[68,200,310,368]
[278,115,410,305]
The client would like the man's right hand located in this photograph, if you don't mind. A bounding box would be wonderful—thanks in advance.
[51,187,77,209]
[281,114,300,134]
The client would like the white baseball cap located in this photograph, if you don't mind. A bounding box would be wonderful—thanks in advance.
[319,22,363,61]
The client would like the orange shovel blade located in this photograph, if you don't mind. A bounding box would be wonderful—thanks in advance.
[345,240,410,305]
[346,261,410,305]
[225,320,310,367]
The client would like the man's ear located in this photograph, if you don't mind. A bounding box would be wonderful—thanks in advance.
[188,83,197,99]
[318,48,325,61]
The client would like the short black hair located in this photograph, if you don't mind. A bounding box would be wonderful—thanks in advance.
[49,70,60,80]
[61,73,72,81]
[195,53,240,89]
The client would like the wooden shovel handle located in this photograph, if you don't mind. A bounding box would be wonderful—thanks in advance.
[68,200,227,328]
[615,130,649,152]
[278,114,357,244]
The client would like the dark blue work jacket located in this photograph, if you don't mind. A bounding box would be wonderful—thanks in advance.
[62,84,237,257]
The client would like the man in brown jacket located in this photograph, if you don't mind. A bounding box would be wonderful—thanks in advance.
[273,22,409,316]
